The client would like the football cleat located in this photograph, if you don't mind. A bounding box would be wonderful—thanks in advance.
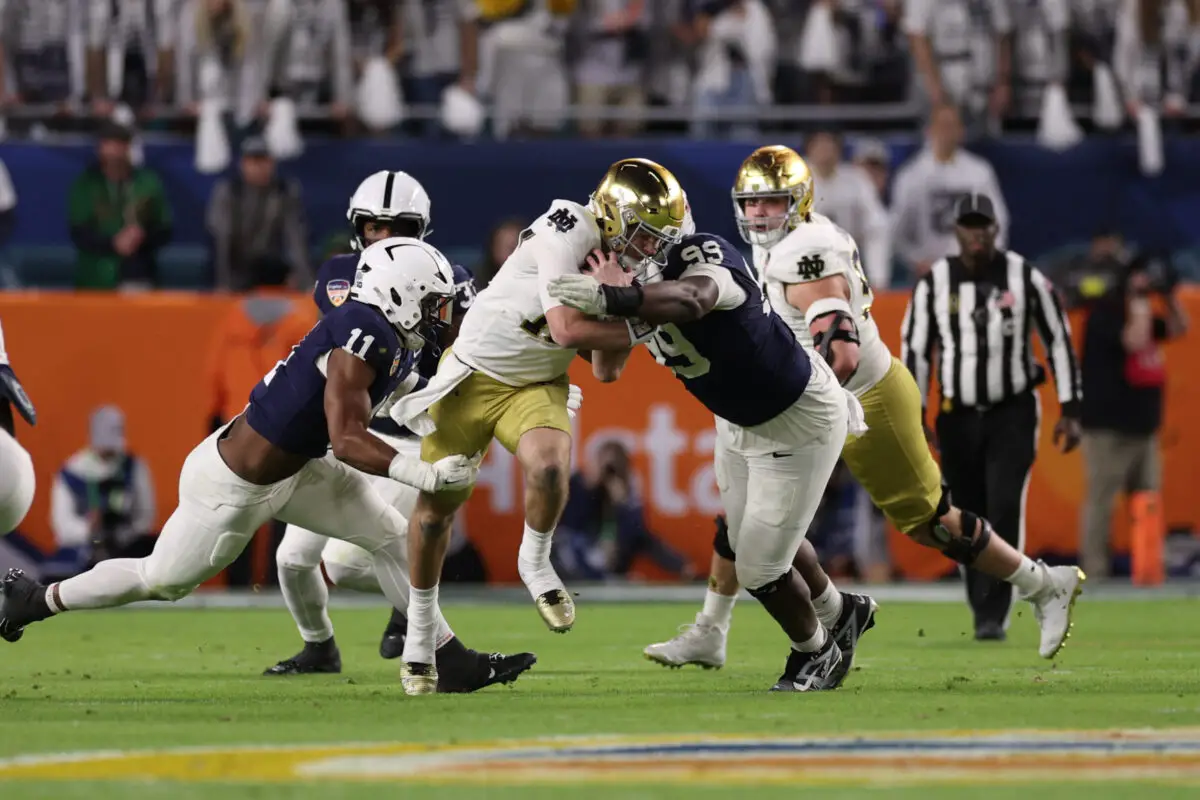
[263,640,342,675]
[437,650,537,693]
[379,608,408,660]
[643,614,727,669]
[534,589,575,633]
[401,662,438,696]
[1028,563,1086,659]
[769,635,844,692]
[825,592,878,688]
[0,568,50,643]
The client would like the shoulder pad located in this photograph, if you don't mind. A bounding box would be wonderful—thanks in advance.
[314,254,359,312]
[767,225,850,284]
[533,200,601,261]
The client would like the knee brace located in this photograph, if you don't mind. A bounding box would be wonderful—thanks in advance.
[931,509,992,566]
[712,515,736,561]
[744,570,790,598]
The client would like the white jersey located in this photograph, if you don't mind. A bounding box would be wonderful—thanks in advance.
[754,212,892,397]
[452,199,600,387]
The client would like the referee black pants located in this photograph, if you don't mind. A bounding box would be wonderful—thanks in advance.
[936,391,1039,630]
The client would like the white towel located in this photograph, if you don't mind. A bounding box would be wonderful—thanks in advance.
[387,353,474,436]
[844,389,868,438]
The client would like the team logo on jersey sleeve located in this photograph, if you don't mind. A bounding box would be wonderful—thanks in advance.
[326,279,351,307]
[390,351,403,376]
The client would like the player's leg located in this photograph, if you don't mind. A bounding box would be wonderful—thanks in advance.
[264,526,342,675]
[401,371,502,693]
[727,403,849,691]
[495,379,576,632]
[0,432,283,641]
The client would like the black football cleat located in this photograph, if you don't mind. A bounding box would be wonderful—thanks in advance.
[379,608,408,660]
[826,592,878,688]
[1,568,52,643]
[769,635,843,692]
[436,646,537,694]
[263,638,343,675]
[975,622,1007,642]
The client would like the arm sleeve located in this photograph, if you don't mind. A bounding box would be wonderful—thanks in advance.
[678,263,747,311]
[900,274,937,406]
[1029,265,1083,412]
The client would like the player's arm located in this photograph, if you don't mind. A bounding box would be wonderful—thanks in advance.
[591,347,632,382]
[785,275,860,384]
[324,348,399,476]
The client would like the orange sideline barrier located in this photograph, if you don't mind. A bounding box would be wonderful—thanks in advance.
[3,290,1197,582]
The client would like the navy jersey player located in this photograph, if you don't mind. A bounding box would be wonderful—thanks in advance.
[264,170,537,691]
[548,231,867,691]
[0,239,481,667]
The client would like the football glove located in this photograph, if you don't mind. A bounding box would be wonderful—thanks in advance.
[0,365,36,426]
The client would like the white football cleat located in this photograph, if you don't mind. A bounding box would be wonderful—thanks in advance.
[643,614,727,669]
[1027,563,1086,659]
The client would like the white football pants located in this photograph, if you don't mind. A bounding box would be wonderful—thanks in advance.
[52,426,448,643]
[275,433,420,643]
[715,354,860,591]
[0,427,35,534]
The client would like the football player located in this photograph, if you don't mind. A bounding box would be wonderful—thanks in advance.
[0,317,36,535]
[548,171,864,691]
[264,171,539,692]
[388,158,682,695]
[0,239,479,664]
[647,145,1083,669]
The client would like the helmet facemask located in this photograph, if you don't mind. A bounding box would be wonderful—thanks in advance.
[601,203,684,283]
[733,190,801,248]
[351,211,429,252]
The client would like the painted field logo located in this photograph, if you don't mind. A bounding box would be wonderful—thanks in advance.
[2,730,1199,787]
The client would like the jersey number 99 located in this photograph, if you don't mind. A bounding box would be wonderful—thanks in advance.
[646,324,711,379]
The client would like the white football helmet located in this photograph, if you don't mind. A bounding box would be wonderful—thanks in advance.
[347,171,432,251]
[350,237,457,350]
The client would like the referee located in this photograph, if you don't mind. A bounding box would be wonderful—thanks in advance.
[901,193,1083,641]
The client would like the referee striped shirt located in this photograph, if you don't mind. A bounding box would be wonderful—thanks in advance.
[900,250,1082,414]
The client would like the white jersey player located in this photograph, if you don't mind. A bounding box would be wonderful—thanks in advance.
[388,158,688,695]
[264,170,540,692]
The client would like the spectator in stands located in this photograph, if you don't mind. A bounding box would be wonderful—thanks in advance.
[67,121,172,290]
[397,0,477,138]
[889,104,1008,279]
[852,137,892,205]
[49,405,156,580]
[259,0,354,126]
[205,135,312,291]
[0,0,87,125]
[475,216,525,289]
[1113,0,1199,120]
[904,0,1013,137]
[555,440,694,582]
[794,0,908,105]
[1009,0,1070,119]
[176,0,258,129]
[806,129,892,288]
[1080,248,1188,582]
[473,0,573,139]
[84,0,176,119]
[689,0,777,139]
[572,0,649,138]
[0,158,15,247]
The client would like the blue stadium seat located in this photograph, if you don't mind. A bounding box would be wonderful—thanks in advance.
[7,245,78,288]
[157,244,211,289]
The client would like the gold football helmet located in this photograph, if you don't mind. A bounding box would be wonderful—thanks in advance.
[589,158,687,280]
[732,145,814,248]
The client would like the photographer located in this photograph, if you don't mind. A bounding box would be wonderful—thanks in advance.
[1080,247,1189,583]
[555,440,694,582]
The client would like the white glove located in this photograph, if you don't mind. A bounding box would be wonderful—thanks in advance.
[567,383,583,419]
[388,453,478,493]
[430,454,479,491]
[548,275,607,315]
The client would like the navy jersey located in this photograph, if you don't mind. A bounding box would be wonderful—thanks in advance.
[646,234,811,427]
[312,253,476,437]
[244,301,420,458]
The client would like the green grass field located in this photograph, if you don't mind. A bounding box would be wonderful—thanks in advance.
[0,597,1198,798]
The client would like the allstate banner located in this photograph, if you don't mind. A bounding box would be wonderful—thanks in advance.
[3,293,1197,581]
